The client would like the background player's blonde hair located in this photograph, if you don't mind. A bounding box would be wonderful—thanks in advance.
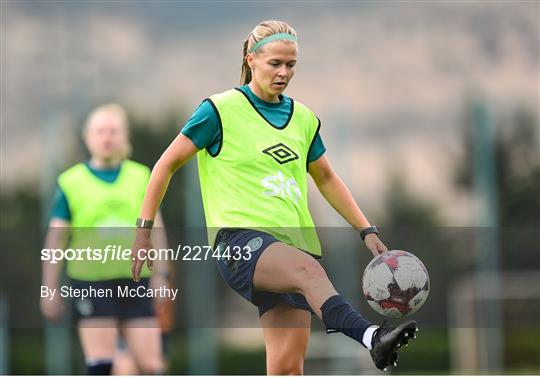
[83,103,133,159]
[240,20,297,85]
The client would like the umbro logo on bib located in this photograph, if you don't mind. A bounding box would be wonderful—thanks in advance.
[262,143,299,165]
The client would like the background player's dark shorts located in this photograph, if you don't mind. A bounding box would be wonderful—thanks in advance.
[215,228,315,317]
[70,278,155,321]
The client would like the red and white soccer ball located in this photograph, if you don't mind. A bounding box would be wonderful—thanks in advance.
[362,250,429,318]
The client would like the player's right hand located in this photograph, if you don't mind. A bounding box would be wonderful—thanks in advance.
[40,289,64,323]
[132,228,153,282]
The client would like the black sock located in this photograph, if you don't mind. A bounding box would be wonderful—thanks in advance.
[87,360,113,375]
[321,294,373,347]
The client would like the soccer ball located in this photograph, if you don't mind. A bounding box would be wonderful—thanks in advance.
[362,250,429,318]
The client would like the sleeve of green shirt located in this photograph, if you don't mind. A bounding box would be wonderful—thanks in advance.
[307,114,326,162]
[49,185,71,221]
[181,99,326,161]
[180,100,221,154]
[308,132,326,162]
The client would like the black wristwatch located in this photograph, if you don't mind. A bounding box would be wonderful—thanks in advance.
[360,226,379,241]
[136,218,154,229]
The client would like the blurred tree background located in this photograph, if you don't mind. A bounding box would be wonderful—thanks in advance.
[455,105,539,227]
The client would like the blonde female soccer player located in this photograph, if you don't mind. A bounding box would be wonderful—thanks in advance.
[41,104,167,375]
[132,21,418,374]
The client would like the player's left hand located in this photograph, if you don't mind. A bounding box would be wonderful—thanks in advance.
[365,233,388,257]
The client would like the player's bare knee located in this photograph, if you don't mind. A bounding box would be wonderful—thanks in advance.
[297,261,328,293]
[270,365,303,375]
[137,357,165,375]
[267,354,303,375]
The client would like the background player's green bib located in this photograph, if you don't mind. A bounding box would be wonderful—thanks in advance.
[58,160,150,280]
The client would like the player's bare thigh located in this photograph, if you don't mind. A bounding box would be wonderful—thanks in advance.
[253,242,337,317]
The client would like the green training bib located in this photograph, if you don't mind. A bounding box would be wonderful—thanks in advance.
[198,89,322,256]
[58,160,150,280]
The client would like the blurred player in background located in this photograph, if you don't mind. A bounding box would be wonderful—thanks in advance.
[132,20,418,374]
[41,104,169,375]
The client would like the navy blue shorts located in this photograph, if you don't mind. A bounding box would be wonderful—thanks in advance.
[215,228,315,317]
[70,278,155,321]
